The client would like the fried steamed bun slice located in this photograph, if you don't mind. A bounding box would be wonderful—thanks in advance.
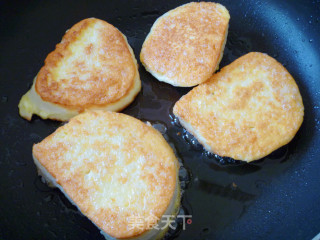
[140,2,230,87]
[173,52,304,162]
[32,110,180,239]
[19,18,141,121]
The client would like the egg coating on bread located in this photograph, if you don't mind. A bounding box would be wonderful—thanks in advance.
[33,110,180,239]
[19,18,141,121]
[173,52,304,162]
[140,2,230,87]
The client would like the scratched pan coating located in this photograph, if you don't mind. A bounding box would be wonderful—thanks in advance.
[0,0,320,240]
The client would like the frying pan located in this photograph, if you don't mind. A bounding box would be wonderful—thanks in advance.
[0,0,319,239]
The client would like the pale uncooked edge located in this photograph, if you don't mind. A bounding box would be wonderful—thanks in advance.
[175,116,217,159]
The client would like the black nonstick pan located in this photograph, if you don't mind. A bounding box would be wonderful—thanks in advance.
[1,0,320,239]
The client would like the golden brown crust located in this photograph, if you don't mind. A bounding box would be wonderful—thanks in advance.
[173,52,304,161]
[35,18,137,111]
[32,110,178,238]
[140,2,230,87]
